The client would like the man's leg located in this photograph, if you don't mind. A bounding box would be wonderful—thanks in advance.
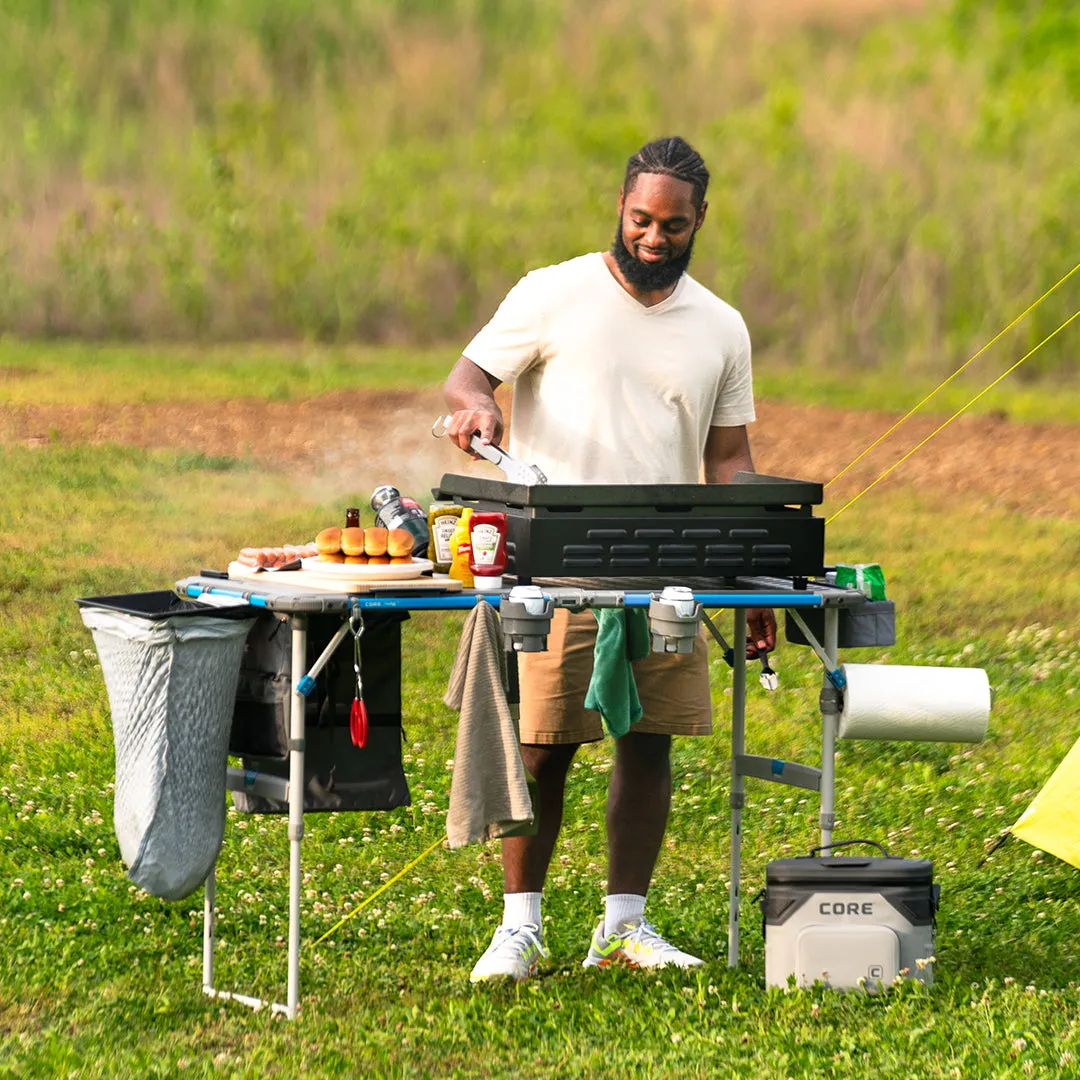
[583,730,702,969]
[471,742,578,982]
[606,730,671,895]
[503,742,579,892]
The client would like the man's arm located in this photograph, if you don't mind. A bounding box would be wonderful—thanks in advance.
[703,424,754,484]
[443,357,504,454]
[704,424,776,655]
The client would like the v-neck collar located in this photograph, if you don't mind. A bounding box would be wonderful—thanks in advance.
[594,251,687,315]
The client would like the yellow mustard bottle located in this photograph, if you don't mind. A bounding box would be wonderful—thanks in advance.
[448,508,474,588]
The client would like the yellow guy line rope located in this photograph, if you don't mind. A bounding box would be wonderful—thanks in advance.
[825,307,1080,525]
[312,832,447,947]
[826,260,1080,490]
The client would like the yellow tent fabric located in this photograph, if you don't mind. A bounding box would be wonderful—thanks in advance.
[1012,737,1080,869]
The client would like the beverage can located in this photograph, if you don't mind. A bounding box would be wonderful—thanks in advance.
[370,485,430,557]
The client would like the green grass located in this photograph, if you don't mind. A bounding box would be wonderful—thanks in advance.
[755,363,1080,426]
[0,341,458,405]
[5,338,1080,427]
[2,422,1079,1077]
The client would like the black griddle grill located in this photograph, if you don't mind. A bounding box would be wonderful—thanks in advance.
[434,471,825,583]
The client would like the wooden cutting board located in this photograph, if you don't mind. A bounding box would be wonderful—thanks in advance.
[227,562,463,594]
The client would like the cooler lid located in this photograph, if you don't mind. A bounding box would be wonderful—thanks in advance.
[766,855,934,888]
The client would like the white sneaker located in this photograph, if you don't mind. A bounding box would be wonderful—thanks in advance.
[582,918,704,970]
[469,922,547,983]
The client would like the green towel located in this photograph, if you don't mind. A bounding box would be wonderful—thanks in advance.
[584,608,651,738]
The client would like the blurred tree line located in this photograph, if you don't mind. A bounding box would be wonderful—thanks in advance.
[0,0,1076,380]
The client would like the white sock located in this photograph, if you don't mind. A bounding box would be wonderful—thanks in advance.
[604,893,646,937]
[502,891,542,931]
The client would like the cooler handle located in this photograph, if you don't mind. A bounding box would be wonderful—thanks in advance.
[809,839,890,859]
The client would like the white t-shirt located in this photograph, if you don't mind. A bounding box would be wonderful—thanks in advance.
[463,252,755,485]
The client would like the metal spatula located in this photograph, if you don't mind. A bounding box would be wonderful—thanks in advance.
[433,416,548,486]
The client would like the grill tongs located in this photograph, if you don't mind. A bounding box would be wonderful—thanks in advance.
[433,415,548,486]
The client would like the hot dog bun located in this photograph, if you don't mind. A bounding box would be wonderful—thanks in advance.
[318,552,345,563]
[344,554,369,564]
[387,528,414,558]
[364,527,388,557]
[341,527,366,557]
[316,527,342,555]
[367,555,390,565]
[389,556,413,565]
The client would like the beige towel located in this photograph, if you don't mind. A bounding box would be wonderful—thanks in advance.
[444,602,534,848]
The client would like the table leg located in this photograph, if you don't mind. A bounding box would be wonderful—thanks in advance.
[727,608,748,968]
[819,608,840,849]
[286,614,308,1020]
[202,866,215,993]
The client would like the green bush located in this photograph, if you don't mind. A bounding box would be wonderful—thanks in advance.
[0,0,1077,380]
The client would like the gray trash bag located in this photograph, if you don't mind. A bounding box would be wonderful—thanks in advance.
[80,607,255,900]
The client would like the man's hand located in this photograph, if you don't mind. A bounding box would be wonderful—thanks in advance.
[443,357,504,456]
[746,608,777,659]
[445,406,504,455]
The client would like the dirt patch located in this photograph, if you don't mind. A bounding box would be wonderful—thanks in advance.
[753,400,1080,518]
[3,388,1078,516]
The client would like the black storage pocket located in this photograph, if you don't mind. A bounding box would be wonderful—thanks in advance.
[229,610,410,812]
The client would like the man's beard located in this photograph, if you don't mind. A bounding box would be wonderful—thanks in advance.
[610,219,695,293]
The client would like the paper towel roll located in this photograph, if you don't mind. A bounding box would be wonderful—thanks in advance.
[839,664,991,742]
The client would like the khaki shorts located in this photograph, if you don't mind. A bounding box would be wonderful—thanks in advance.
[517,608,713,745]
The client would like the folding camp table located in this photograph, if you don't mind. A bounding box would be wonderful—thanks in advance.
[175,572,869,1018]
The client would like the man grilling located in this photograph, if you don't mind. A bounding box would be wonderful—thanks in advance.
[443,136,776,980]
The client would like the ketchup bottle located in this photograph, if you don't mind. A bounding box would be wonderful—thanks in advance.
[468,512,508,592]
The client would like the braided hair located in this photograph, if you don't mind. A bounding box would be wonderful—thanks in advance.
[624,136,710,208]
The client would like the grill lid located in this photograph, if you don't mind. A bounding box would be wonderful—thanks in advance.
[435,471,823,510]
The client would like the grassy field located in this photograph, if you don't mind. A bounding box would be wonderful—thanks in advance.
[1,0,1079,388]
[4,338,1080,425]
[2,353,1079,1078]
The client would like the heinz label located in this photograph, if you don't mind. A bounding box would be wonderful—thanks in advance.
[470,523,501,566]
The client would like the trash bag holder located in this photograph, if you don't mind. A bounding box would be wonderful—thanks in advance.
[77,590,257,900]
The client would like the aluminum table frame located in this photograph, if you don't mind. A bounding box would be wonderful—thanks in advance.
[176,573,865,1018]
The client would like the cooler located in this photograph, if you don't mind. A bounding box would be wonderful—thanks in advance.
[759,842,939,991]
